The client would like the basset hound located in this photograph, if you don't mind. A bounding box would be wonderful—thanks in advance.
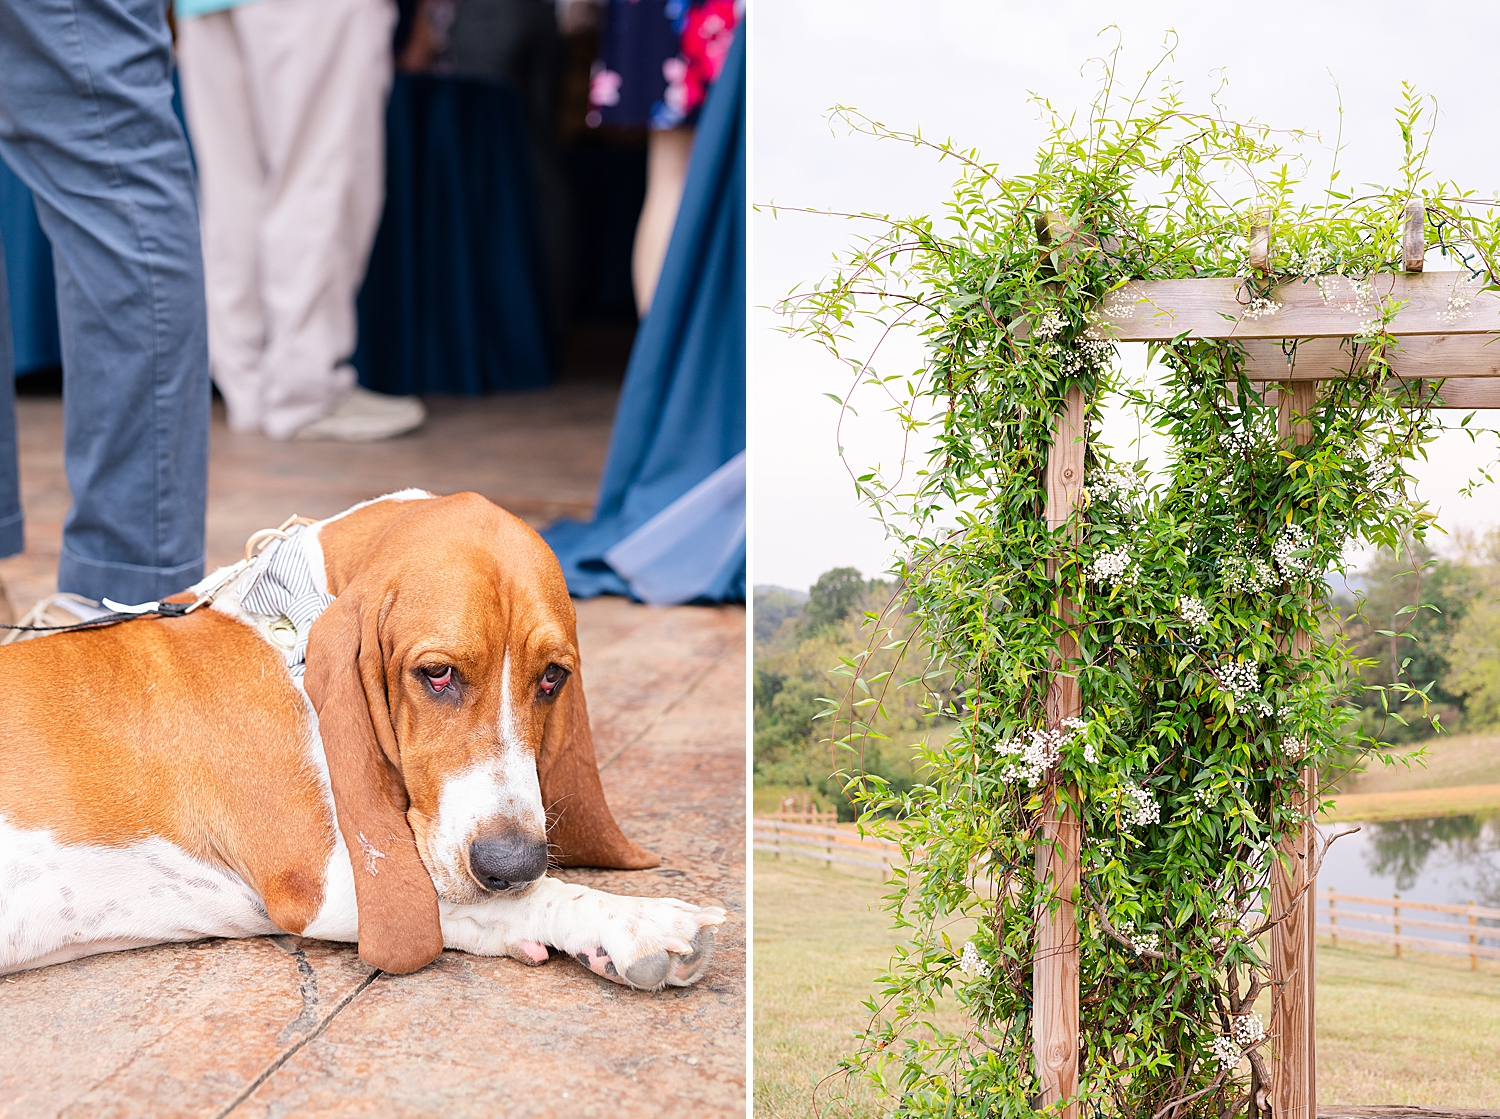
[0,491,724,988]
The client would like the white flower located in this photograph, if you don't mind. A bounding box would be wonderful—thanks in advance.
[1179,595,1211,635]
[1116,918,1160,955]
[995,727,1067,787]
[1241,296,1282,320]
[1213,660,1259,700]
[1271,523,1315,580]
[1220,551,1276,596]
[1086,547,1136,589]
[1232,1012,1266,1047]
[1297,244,1331,278]
[1122,782,1159,828]
[1082,742,1098,764]
[1034,309,1067,340]
[1437,285,1472,325]
[1098,291,1137,321]
[1250,698,1292,718]
[1058,337,1115,375]
[959,941,991,977]
[1281,732,1307,760]
[1087,466,1142,504]
[1212,1034,1242,1072]
[1356,442,1397,490]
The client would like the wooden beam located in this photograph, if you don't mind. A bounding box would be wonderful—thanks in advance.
[1238,335,1500,381]
[1257,377,1500,411]
[1093,272,1495,340]
[1410,378,1500,408]
[1034,385,1085,1119]
[1270,381,1317,1119]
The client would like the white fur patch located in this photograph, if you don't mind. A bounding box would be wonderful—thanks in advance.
[0,817,277,975]
[312,489,434,530]
[438,876,724,979]
[300,831,358,943]
[427,752,544,897]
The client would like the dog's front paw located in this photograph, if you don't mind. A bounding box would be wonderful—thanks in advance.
[572,897,726,991]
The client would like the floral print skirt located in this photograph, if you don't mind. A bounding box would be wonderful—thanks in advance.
[587,0,740,131]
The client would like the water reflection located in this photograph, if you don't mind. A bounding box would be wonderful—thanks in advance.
[1354,813,1500,906]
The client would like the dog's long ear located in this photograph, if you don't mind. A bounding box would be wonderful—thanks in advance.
[538,668,660,869]
[304,593,443,973]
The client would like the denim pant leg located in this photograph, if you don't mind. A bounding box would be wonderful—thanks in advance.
[0,238,20,559]
[0,0,209,603]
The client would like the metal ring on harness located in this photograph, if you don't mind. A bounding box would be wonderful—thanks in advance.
[244,514,317,561]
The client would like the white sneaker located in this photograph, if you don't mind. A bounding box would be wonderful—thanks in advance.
[293,386,427,442]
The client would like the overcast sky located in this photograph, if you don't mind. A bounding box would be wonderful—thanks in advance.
[750,1,1500,591]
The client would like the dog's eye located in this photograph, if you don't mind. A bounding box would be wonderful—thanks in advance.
[539,664,568,697]
[422,665,454,692]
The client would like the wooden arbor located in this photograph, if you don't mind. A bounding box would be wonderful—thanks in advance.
[1033,206,1500,1119]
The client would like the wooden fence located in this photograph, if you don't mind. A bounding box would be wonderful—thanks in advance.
[763,795,840,826]
[1317,888,1500,970]
[752,818,902,875]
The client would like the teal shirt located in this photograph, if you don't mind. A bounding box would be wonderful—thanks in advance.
[174,0,267,18]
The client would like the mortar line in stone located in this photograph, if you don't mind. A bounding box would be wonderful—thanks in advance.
[597,643,728,772]
[212,968,382,1119]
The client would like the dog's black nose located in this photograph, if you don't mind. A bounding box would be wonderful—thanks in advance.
[469,832,548,892]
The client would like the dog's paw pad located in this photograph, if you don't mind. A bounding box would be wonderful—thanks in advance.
[511,939,549,966]
[575,946,623,983]
[666,927,715,986]
[624,949,672,990]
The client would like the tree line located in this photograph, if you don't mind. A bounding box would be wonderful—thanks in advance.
[756,537,1500,816]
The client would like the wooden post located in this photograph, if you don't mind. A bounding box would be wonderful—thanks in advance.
[1033,385,1085,1117]
[1403,200,1425,273]
[1469,902,1479,971]
[1270,379,1318,1119]
[1393,895,1402,959]
[1328,887,1338,949]
[1250,210,1272,278]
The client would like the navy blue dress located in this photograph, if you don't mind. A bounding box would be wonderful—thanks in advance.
[587,0,739,131]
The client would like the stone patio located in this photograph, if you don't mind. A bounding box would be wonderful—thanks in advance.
[0,388,746,1117]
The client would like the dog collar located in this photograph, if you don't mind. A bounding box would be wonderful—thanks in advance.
[236,525,334,678]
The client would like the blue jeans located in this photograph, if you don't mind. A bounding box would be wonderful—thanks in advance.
[0,0,209,603]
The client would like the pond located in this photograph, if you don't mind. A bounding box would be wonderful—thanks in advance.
[1313,814,1500,956]
[1317,813,1500,910]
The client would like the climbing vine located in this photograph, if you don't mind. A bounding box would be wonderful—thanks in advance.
[777,41,1499,1119]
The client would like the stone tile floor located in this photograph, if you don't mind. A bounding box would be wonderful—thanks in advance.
[0,391,747,1118]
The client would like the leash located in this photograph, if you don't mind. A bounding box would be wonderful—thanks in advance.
[0,514,316,639]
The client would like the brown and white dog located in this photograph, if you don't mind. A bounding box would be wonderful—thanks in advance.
[0,491,724,987]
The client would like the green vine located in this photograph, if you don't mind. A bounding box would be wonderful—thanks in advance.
[775,42,1499,1119]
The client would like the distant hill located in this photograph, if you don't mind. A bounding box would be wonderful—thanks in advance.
[753,585,807,643]
[753,584,809,602]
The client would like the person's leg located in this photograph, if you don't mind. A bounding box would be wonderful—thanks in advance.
[0,230,22,562]
[176,12,269,434]
[236,0,400,440]
[632,126,694,317]
[0,0,209,603]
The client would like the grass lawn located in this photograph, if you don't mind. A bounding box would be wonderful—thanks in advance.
[1341,731,1500,793]
[1322,730,1500,821]
[754,784,840,816]
[753,855,899,1119]
[755,853,1500,1117]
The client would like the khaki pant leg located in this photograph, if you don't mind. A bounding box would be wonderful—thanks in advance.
[176,10,268,432]
[234,0,395,439]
